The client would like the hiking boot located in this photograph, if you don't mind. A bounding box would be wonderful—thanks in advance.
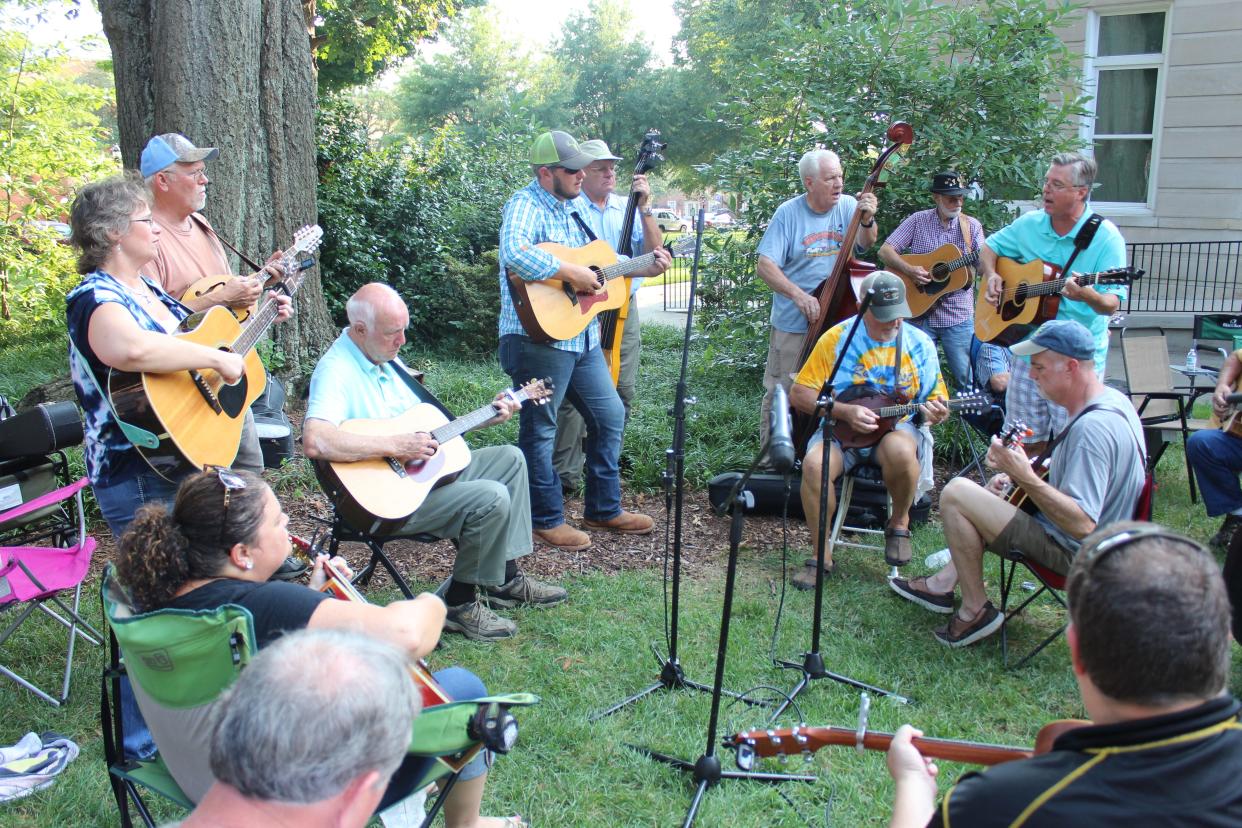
[485,572,568,608]
[582,510,655,535]
[934,602,1003,648]
[1210,514,1242,550]
[534,524,592,551]
[443,599,517,642]
[890,576,954,614]
[269,555,309,582]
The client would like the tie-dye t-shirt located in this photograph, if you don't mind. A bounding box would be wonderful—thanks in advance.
[794,316,948,410]
[65,271,189,487]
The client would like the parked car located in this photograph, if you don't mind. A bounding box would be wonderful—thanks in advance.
[705,211,734,229]
[651,208,690,233]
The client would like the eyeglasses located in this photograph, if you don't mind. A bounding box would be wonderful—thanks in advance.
[205,466,246,543]
[1079,524,1203,572]
[1043,178,1084,192]
[168,167,208,182]
[131,217,155,225]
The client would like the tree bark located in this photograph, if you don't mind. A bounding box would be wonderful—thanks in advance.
[97,0,333,380]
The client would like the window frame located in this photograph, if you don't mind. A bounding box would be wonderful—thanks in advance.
[1079,4,1172,215]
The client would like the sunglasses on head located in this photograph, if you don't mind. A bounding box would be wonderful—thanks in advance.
[1079,524,1203,573]
[204,466,246,543]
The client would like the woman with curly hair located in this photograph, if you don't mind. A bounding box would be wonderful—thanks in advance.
[116,468,525,828]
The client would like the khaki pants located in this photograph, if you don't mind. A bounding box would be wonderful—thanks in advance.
[553,304,641,487]
[231,410,265,475]
[392,445,532,587]
[760,327,805,442]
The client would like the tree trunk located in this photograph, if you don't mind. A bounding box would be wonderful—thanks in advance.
[97,0,333,380]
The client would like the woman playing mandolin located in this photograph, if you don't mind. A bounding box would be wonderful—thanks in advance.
[115,469,525,828]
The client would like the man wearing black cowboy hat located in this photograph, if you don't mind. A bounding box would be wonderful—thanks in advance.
[879,171,985,392]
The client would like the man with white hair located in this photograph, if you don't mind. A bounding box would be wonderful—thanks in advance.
[304,283,568,642]
[757,148,881,441]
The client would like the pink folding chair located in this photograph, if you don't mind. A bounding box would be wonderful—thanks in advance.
[0,476,102,705]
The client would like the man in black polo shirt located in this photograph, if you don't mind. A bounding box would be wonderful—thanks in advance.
[886,521,1242,827]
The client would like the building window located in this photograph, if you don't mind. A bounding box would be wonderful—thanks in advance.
[1083,9,1168,207]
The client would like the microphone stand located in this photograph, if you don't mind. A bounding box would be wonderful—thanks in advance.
[592,202,754,720]
[630,440,815,828]
[769,294,910,721]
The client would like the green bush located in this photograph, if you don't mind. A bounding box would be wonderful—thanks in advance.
[316,96,535,356]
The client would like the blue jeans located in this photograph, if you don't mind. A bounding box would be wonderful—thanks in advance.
[1187,429,1242,516]
[95,464,181,761]
[498,335,624,529]
[377,666,489,812]
[912,317,973,392]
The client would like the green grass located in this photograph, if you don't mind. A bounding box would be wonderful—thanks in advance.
[2,325,1239,825]
[0,331,70,402]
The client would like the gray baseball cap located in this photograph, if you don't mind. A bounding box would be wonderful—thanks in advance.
[858,271,912,322]
[529,131,595,171]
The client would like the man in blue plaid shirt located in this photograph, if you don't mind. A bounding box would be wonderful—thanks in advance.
[497,131,670,551]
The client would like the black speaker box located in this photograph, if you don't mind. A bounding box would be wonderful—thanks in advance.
[0,401,83,461]
[707,469,930,526]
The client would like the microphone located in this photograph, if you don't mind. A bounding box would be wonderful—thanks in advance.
[768,384,795,473]
[858,286,876,315]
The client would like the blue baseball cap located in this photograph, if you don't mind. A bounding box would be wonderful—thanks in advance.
[140,133,218,177]
[1011,320,1095,361]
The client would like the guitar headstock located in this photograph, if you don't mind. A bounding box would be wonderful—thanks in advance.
[668,235,697,258]
[509,377,555,406]
[1097,266,1143,285]
[725,726,822,770]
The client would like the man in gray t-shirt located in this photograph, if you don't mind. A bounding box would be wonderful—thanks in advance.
[890,320,1144,648]
[756,149,879,439]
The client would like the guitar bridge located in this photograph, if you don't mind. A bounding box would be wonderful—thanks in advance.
[189,370,224,414]
[385,457,409,478]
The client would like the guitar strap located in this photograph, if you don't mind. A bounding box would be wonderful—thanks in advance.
[386,359,456,420]
[1041,402,1147,474]
[570,212,598,243]
[67,338,160,449]
[189,213,264,273]
[954,213,973,295]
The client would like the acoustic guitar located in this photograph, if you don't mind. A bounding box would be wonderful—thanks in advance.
[288,534,486,773]
[831,385,988,449]
[108,225,323,481]
[507,237,693,343]
[315,379,554,533]
[725,719,1086,770]
[974,259,1142,346]
[893,243,980,318]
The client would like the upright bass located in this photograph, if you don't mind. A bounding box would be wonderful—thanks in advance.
[791,122,915,454]
[599,129,667,386]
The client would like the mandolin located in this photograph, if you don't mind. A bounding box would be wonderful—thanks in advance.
[599,129,666,386]
[974,259,1142,347]
[108,225,323,481]
[792,122,914,455]
[892,243,980,318]
[831,385,988,449]
[998,421,1045,513]
[314,379,554,534]
[725,719,1087,770]
[288,534,483,773]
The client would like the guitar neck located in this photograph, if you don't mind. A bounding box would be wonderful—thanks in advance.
[1021,269,1118,298]
[430,395,524,443]
[941,250,980,273]
[734,725,1032,766]
[598,251,656,281]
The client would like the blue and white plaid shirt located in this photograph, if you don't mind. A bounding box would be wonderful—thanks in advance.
[498,179,597,353]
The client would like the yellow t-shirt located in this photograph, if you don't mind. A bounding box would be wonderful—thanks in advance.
[794,317,948,405]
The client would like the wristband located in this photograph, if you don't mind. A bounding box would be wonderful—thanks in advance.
[860,218,876,228]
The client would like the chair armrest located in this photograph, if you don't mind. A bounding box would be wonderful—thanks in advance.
[0,477,89,526]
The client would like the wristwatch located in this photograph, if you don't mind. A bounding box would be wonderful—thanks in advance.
[642,207,653,216]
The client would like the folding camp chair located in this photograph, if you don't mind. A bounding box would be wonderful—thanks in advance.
[0,457,101,706]
[997,551,1068,670]
[99,566,529,828]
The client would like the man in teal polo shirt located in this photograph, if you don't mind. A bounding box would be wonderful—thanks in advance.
[303,283,567,642]
[980,152,1127,456]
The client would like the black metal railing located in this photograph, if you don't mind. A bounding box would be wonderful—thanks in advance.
[1124,240,1241,314]
[662,254,694,311]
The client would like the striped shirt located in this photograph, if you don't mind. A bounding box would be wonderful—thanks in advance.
[497,179,597,353]
[884,208,984,328]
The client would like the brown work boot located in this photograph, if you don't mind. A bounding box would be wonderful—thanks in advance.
[533,523,592,551]
[582,510,655,535]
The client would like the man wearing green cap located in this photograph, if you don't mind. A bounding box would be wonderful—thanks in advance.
[552,137,666,493]
[498,131,670,552]
[790,271,949,587]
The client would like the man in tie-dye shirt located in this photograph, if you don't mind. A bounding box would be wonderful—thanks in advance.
[791,272,949,584]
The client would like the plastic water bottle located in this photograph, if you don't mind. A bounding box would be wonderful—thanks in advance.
[1186,347,1198,373]
[924,547,952,568]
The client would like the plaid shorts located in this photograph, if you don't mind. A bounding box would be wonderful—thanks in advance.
[1003,358,1068,442]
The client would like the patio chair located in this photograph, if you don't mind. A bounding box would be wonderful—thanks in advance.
[1119,326,1211,501]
